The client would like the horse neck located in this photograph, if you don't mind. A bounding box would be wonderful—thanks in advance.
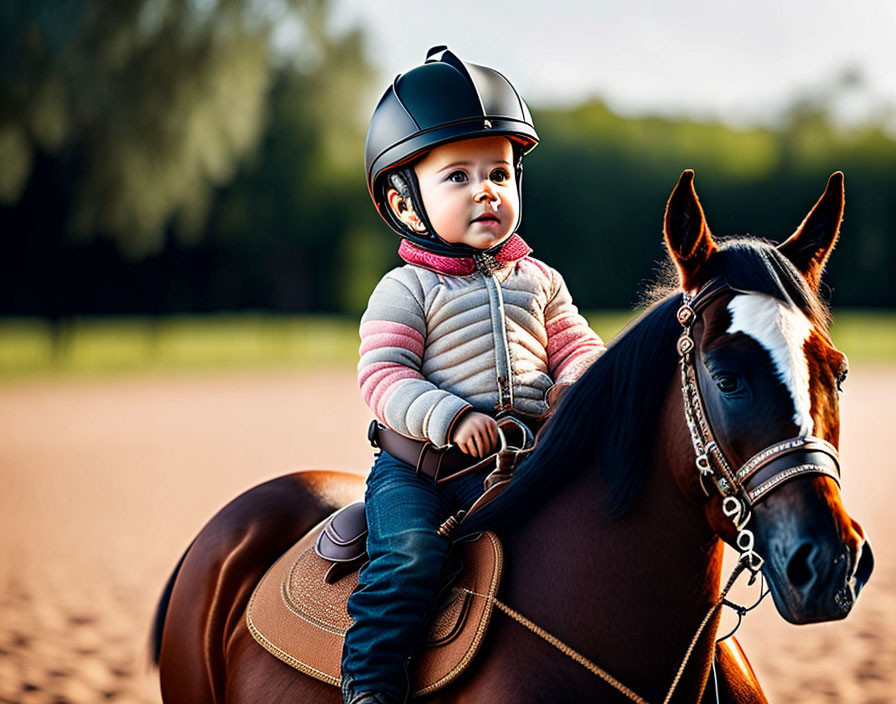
[499,371,725,698]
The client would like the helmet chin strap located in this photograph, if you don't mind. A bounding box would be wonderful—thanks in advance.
[382,145,526,258]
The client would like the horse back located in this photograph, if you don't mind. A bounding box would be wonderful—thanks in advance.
[156,470,364,704]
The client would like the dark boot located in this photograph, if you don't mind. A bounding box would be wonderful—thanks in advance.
[342,676,402,704]
[347,694,401,704]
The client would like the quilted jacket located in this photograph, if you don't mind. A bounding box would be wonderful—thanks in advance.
[358,234,605,447]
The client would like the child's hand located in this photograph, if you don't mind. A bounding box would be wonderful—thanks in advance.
[452,412,498,457]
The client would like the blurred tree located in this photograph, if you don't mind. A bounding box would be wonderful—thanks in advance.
[523,81,896,310]
[2,12,893,319]
[0,0,348,257]
[1,0,387,321]
[523,101,783,309]
[772,69,896,308]
[199,25,389,312]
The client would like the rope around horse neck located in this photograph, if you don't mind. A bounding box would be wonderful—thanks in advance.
[660,562,747,703]
[464,561,749,704]
[462,588,649,703]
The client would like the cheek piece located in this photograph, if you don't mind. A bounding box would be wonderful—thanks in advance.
[381,147,526,258]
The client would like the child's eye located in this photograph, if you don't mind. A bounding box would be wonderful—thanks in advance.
[447,171,467,183]
[490,168,510,183]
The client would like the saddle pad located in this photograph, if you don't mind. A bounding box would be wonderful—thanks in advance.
[246,519,504,696]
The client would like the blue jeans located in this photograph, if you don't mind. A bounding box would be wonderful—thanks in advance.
[341,450,488,701]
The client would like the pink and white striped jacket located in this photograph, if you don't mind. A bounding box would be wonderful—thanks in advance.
[359,234,605,447]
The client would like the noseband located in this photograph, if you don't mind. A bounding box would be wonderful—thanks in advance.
[677,281,842,570]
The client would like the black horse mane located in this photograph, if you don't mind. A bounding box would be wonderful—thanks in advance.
[461,238,828,534]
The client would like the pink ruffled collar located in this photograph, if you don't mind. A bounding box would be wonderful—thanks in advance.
[397,234,532,275]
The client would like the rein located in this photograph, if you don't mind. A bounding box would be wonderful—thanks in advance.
[466,560,749,704]
[471,282,842,702]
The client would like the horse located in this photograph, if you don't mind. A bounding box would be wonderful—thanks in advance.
[152,170,873,703]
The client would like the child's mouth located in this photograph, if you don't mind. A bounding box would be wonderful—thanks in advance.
[472,215,500,224]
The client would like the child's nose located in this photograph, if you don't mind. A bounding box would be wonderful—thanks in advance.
[474,180,498,202]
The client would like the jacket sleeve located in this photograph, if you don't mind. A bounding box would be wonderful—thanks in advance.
[544,267,606,386]
[358,270,472,447]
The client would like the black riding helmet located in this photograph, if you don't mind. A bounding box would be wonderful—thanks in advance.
[365,46,539,257]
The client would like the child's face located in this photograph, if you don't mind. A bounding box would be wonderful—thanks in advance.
[409,136,519,250]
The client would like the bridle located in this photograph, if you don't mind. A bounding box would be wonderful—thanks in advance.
[469,280,847,703]
[676,279,842,571]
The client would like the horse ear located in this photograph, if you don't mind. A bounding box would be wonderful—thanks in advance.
[778,172,844,290]
[664,170,717,292]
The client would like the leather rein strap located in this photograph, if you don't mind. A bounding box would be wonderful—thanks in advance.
[369,416,535,486]
[370,421,497,483]
[369,416,535,537]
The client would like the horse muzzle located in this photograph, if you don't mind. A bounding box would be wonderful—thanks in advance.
[755,497,874,624]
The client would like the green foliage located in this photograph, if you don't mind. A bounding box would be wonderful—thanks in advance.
[2,14,894,315]
[0,0,347,256]
[522,95,896,309]
[201,24,389,311]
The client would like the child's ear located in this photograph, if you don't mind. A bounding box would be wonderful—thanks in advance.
[387,188,426,232]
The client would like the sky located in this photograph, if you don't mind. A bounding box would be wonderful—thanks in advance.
[330,0,896,128]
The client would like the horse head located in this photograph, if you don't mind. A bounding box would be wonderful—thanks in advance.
[663,170,873,625]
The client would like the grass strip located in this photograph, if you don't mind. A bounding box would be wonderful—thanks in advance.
[0,309,892,379]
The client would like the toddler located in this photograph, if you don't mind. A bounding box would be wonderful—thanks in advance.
[341,46,605,704]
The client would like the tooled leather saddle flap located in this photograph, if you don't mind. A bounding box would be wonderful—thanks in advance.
[247,512,504,697]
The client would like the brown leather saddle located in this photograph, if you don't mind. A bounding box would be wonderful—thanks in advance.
[246,502,504,696]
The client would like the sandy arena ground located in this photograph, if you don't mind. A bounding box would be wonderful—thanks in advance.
[0,365,893,703]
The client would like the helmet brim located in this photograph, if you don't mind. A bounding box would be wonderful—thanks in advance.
[367,118,538,204]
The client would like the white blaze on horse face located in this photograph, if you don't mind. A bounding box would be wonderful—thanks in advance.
[727,294,814,435]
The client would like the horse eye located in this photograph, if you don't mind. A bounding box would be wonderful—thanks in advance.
[837,368,848,393]
[715,374,740,394]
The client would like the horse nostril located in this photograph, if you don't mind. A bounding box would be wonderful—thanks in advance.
[854,540,875,587]
[786,543,817,589]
